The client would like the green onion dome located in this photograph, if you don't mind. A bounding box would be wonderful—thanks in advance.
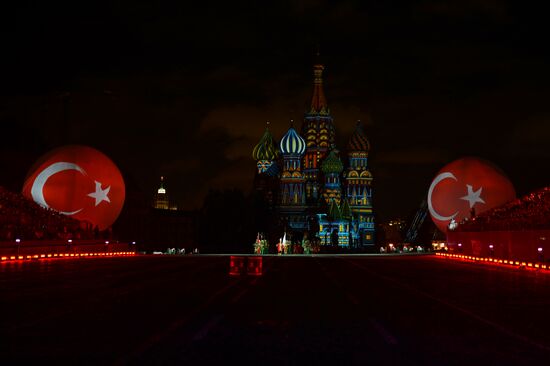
[321,150,344,174]
[252,128,279,161]
[347,122,370,153]
[280,127,306,156]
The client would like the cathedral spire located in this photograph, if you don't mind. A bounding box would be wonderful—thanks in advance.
[310,63,328,115]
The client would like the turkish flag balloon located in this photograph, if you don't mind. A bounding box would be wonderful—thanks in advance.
[22,145,125,230]
[428,157,515,233]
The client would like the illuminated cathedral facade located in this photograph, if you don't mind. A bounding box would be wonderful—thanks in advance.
[252,63,375,247]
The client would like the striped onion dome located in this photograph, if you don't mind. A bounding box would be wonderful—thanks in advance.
[252,128,279,161]
[280,127,306,156]
[321,150,344,174]
[347,122,370,152]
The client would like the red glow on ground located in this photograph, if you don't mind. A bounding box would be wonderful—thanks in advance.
[435,252,549,273]
[0,251,136,263]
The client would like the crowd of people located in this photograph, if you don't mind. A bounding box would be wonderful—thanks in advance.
[275,240,320,255]
[0,186,96,241]
[456,186,550,232]
[252,232,322,255]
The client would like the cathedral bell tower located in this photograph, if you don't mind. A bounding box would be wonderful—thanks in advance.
[302,62,336,204]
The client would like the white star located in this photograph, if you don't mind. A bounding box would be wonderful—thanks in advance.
[460,184,485,208]
[87,181,111,206]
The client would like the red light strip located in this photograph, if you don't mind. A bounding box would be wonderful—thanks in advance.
[435,253,549,272]
[0,252,136,263]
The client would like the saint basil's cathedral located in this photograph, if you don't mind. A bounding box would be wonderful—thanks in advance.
[252,62,375,247]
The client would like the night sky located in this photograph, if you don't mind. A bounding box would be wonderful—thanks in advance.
[1,1,549,222]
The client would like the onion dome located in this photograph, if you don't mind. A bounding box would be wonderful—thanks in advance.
[321,150,344,174]
[252,127,279,161]
[280,127,306,156]
[347,121,370,153]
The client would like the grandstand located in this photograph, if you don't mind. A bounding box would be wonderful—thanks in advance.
[447,187,550,262]
[0,186,96,242]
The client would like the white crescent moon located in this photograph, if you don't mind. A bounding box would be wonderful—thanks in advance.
[31,162,86,216]
[428,171,459,222]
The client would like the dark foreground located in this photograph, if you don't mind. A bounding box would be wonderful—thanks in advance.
[2,255,550,365]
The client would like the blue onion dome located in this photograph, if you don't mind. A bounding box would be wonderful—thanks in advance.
[280,127,306,156]
[347,121,370,153]
[252,128,279,161]
[321,150,344,174]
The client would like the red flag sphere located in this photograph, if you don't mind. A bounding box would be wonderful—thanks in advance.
[22,145,125,231]
[428,157,515,233]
